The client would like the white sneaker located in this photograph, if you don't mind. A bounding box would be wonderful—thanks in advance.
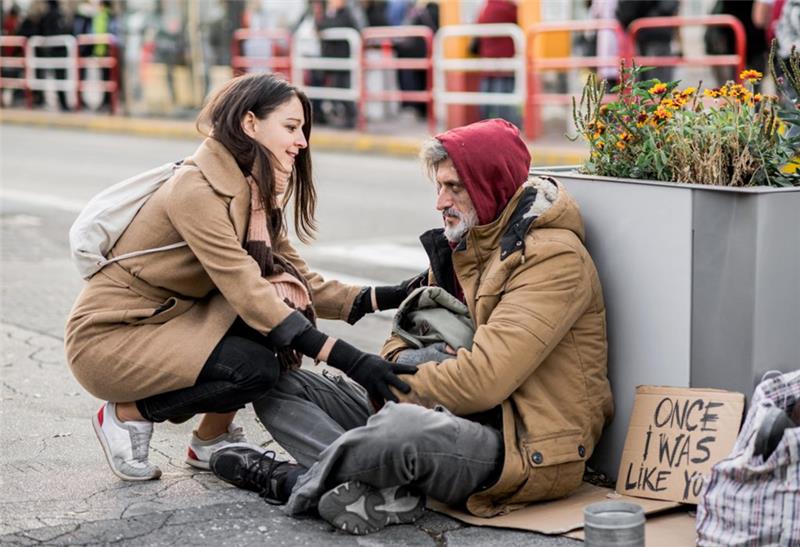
[92,402,162,481]
[186,423,260,470]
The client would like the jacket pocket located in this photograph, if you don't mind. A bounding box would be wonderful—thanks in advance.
[513,430,587,503]
[523,430,586,467]
[131,296,194,325]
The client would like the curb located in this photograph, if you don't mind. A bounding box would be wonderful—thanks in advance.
[0,108,587,165]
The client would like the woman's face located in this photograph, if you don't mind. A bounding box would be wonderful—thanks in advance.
[243,95,308,191]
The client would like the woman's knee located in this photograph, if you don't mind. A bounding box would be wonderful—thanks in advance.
[215,336,281,391]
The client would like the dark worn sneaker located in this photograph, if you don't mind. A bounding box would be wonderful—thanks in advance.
[318,480,425,535]
[209,444,300,504]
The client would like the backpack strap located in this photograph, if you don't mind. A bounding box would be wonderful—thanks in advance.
[97,241,189,269]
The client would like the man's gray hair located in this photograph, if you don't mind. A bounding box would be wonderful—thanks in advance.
[419,137,449,180]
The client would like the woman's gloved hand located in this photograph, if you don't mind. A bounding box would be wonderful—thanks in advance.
[326,339,418,405]
[269,311,417,405]
[347,272,428,324]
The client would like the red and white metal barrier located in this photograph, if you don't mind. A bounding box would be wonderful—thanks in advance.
[628,15,746,82]
[433,24,526,132]
[0,35,31,107]
[359,25,434,133]
[25,34,79,107]
[525,19,633,139]
[231,28,292,78]
[76,33,121,114]
[291,27,362,104]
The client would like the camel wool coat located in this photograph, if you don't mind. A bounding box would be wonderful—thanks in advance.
[65,138,362,402]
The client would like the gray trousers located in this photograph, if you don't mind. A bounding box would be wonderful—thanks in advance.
[252,369,503,514]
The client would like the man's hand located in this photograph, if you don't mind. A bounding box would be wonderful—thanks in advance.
[396,342,456,366]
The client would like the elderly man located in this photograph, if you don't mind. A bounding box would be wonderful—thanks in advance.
[211,119,613,535]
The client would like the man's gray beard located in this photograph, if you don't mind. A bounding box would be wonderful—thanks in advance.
[443,208,478,243]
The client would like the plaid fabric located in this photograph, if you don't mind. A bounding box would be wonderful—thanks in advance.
[697,370,800,546]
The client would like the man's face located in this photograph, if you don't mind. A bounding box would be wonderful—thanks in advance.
[435,158,478,243]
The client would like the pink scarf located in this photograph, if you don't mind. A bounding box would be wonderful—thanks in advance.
[245,178,316,369]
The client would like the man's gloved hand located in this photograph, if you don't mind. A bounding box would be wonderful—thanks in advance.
[327,339,417,405]
[396,342,456,366]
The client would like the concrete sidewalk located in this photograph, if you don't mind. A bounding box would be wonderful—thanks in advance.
[0,108,588,166]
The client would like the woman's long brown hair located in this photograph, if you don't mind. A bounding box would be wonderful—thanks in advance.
[196,73,317,242]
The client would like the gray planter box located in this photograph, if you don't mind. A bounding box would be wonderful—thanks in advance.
[531,167,800,478]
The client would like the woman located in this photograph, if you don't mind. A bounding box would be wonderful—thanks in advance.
[65,73,417,481]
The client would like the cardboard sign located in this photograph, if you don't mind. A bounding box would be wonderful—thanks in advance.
[616,386,745,504]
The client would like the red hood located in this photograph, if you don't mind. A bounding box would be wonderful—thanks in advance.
[436,119,531,225]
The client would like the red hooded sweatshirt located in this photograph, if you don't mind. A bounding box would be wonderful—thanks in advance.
[436,118,531,226]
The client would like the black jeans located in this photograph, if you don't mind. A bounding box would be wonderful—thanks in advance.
[136,319,281,422]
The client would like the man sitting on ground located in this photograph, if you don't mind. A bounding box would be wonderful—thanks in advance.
[210,119,614,535]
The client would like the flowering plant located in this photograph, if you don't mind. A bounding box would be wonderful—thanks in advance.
[571,46,800,187]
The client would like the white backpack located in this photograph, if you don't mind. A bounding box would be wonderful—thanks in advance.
[69,161,187,280]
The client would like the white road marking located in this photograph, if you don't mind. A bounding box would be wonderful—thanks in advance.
[311,243,429,271]
[0,190,85,213]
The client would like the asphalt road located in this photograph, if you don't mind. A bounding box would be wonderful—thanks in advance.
[0,124,582,546]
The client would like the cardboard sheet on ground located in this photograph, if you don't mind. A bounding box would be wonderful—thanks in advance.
[616,386,744,504]
[427,482,679,535]
[565,508,697,546]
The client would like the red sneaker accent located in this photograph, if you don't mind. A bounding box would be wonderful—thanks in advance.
[188,447,198,461]
[97,405,105,427]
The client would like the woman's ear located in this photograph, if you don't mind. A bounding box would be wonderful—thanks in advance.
[241,111,257,139]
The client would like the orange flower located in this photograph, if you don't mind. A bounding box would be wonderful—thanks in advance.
[615,141,626,150]
[648,82,668,95]
[619,131,633,142]
[739,69,763,83]
[653,106,672,122]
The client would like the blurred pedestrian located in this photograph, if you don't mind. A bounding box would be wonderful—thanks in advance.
[616,0,679,83]
[315,0,360,128]
[394,0,438,119]
[39,0,72,111]
[1,3,22,106]
[705,0,766,86]
[755,0,799,106]
[590,0,620,89]
[361,0,388,26]
[65,73,418,482]
[472,0,521,126]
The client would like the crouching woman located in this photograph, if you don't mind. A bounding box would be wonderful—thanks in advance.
[65,73,415,481]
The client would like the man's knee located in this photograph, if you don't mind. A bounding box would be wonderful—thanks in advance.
[367,403,449,448]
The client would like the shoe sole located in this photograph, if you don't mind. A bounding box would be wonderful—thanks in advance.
[318,481,425,535]
[91,413,161,481]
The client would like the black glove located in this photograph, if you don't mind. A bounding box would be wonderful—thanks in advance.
[374,271,428,311]
[327,339,418,405]
[347,272,427,324]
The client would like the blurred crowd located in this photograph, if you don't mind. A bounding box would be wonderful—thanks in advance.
[1,0,797,123]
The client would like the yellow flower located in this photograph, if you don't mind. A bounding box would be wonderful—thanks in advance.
[653,106,672,122]
[596,140,605,149]
[648,82,668,95]
[660,98,677,109]
[680,87,697,97]
[615,141,626,150]
[719,85,729,97]
[704,88,721,98]
[619,131,633,142]
[739,69,763,83]
[727,84,748,101]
